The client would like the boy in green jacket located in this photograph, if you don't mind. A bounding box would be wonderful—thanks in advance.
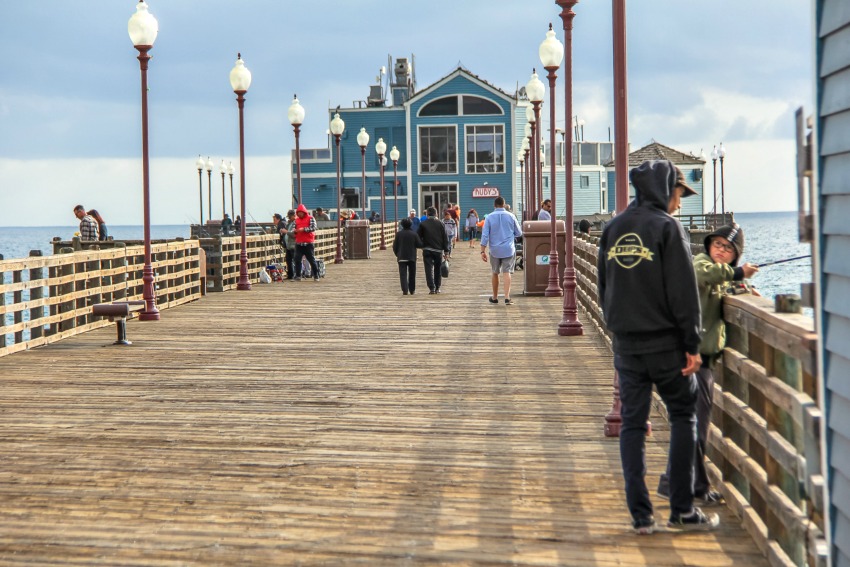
[658,223,759,504]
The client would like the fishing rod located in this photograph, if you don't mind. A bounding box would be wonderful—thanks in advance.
[757,254,811,268]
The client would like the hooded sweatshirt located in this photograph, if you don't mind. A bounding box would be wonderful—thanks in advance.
[597,160,701,355]
[294,204,317,244]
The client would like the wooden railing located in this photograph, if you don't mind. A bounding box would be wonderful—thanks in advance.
[572,232,826,567]
[1,240,202,358]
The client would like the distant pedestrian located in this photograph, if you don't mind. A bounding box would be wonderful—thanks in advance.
[480,196,522,305]
[283,210,297,279]
[597,159,719,534]
[578,219,592,234]
[369,211,380,223]
[221,213,233,236]
[293,204,321,281]
[393,217,423,295]
[314,207,330,221]
[417,206,450,294]
[656,223,759,506]
[73,205,99,241]
[86,209,109,241]
[408,209,421,231]
[442,210,457,256]
[537,199,552,221]
[348,209,359,220]
[465,208,479,247]
[234,215,242,233]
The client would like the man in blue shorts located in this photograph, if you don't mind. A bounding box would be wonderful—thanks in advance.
[480,196,523,305]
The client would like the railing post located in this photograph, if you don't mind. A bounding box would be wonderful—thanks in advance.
[58,247,75,333]
[28,251,45,341]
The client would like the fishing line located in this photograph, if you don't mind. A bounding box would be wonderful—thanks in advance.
[756,254,811,268]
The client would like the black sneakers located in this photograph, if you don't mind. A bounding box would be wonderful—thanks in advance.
[488,297,499,304]
[667,508,720,531]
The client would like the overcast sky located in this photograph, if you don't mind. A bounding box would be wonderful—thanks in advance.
[0,1,813,227]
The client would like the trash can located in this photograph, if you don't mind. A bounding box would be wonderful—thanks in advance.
[522,219,566,296]
[345,219,371,259]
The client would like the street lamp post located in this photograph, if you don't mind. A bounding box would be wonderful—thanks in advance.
[523,123,533,218]
[718,142,727,221]
[288,95,305,207]
[527,71,545,215]
[219,160,226,222]
[711,145,719,227]
[375,138,388,250]
[330,112,346,264]
[525,106,538,216]
[205,157,213,223]
[518,154,525,220]
[128,0,160,321]
[196,155,205,233]
[540,24,564,298]
[357,127,370,220]
[556,0,583,335]
[390,146,400,225]
[229,53,252,290]
[227,161,235,219]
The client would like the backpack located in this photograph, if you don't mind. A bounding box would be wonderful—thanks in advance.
[301,257,326,278]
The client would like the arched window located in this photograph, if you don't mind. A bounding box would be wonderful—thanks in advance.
[420,96,459,116]
[462,95,502,115]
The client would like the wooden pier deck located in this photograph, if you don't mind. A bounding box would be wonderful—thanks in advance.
[0,247,767,566]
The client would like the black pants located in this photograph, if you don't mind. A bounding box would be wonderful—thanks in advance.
[659,359,714,496]
[615,349,697,522]
[398,261,416,294]
[422,250,443,292]
[284,247,295,279]
[294,243,319,279]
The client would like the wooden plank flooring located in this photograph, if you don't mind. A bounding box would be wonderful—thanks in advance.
[0,246,767,566]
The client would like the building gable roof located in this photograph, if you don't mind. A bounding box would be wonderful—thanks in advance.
[605,140,706,167]
[405,66,515,107]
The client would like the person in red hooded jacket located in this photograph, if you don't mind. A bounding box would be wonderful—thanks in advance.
[293,204,321,281]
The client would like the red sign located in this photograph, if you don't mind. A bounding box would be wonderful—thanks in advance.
[472,187,500,198]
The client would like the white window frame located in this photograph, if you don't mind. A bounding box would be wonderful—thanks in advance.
[464,124,505,174]
[418,124,458,175]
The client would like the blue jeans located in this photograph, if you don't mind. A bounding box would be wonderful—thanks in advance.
[615,349,697,521]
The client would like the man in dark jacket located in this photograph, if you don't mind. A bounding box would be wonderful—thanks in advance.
[393,218,423,295]
[417,206,450,294]
[598,159,718,534]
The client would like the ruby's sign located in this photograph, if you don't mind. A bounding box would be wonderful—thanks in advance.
[472,187,500,198]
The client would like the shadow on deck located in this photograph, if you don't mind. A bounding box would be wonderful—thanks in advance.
[0,247,767,566]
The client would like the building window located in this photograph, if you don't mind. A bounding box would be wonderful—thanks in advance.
[465,125,504,173]
[462,96,502,115]
[420,96,459,116]
[599,143,613,165]
[580,175,590,188]
[580,143,598,166]
[419,126,457,173]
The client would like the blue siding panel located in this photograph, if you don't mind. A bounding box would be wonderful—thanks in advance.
[818,1,850,560]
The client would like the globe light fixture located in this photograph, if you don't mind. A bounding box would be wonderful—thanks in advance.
[229,53,252,290]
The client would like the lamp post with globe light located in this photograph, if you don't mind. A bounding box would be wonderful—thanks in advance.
[540,24,564,298]
[523,122,534,218]
[357,127,370,220]
[196,155,205,232]
[719,142,727,220]
[128,0,160,321]
[556,0,583,335]
[330,112,346,264]
[227,161,235,219]
[219,160,226,221]
[525,105,538,216]
[205,157,213,223]
[229,53,252,290]
[390,146,401,224]
[288,96,305,206]
[526,71,545,210]
[375,138,387,250]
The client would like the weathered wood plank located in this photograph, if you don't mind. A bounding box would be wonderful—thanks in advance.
[0,248,767,566]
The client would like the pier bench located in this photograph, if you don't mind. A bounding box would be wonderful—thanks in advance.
[92,301,146,345]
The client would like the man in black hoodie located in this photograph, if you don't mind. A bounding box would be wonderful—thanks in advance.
[417,207,450,294]
[598,159,718,534]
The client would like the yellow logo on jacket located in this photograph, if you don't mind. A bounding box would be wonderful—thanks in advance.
[608,233,654,269]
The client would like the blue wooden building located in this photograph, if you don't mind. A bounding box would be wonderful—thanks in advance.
[816,0,850,564]
[293,61,517,220]
[604,141,706,216]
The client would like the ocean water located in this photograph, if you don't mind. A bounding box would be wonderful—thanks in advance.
[0,225,189,261]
